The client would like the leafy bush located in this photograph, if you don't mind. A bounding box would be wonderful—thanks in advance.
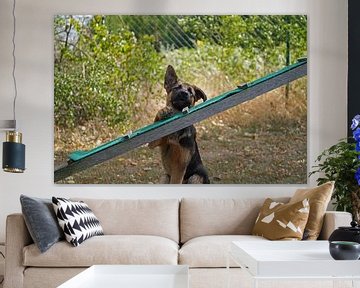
[310,140,360,216]
[54,15,307,132]
[54,16,162,130]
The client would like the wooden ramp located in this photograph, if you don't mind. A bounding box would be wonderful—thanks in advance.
[54,59,307,182]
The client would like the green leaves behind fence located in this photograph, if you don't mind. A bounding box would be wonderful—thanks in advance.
[54,15,307,131]
[54,15,163,129]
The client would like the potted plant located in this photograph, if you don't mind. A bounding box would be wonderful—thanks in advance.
[310,115,360,222]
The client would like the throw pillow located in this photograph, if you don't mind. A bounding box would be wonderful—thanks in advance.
[252,198,310,240]
[289,181,334,240]
[20,195,64,253]
[52,197,104,247]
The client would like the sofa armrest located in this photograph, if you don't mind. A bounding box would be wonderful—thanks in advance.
[4,213,33,288]
[318,211,352,240]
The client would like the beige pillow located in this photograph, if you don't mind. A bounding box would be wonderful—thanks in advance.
[252,198,310,240]
[289,181,334,240]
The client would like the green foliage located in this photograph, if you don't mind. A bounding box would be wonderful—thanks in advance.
[54,15,162,130]
[54,15,307,131]
[165,43,249,88]
[106,15,195,49]
[178,15,307,71]
[309,140,360,213]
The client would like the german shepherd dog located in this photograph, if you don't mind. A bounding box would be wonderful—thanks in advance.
[149,65,210,184]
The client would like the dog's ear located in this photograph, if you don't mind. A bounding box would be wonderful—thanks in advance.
[164,65,178,93]
[193,85,207,102]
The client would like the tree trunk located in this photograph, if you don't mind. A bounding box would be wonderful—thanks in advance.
[285,16,290,100]
[351,189,360,223]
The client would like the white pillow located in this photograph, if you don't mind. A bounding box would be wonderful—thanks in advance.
[52,197,103,246]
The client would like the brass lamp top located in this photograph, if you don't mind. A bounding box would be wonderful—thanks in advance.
[3,167,24,173]
[6,131,22,143]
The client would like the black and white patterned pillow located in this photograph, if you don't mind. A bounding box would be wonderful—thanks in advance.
[52,197,104,247]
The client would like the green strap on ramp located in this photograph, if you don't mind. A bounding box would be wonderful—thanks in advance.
[69,58,307,162]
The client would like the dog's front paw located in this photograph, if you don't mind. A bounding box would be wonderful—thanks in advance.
[160,174,170,184]
[148,139,162,149]
[157,106,177,120]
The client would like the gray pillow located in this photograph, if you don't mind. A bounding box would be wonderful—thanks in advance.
[20,195,64,253]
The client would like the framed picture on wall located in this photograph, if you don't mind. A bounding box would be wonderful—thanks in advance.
[54,15,307,184]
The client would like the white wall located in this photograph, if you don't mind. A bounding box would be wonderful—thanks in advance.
[0,0,348,242]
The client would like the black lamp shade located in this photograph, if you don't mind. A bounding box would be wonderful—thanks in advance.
[2,131,25,173]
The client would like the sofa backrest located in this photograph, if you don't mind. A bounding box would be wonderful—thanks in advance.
[73,198,180,243]
[180,198,289,243]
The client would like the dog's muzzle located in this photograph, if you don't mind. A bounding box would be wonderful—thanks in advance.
[171,90,192,110]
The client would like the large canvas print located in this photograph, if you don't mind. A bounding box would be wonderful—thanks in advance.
[54,15,307,184]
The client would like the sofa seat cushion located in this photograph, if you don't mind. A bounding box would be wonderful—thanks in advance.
[180,198,289,243]
[72,198,180,243]
[23,235,179,267]
[179,235,267,268]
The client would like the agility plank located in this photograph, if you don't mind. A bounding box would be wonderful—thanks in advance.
[54,59,307,182]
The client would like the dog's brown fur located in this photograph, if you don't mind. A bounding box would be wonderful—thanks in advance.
[149,65,210,184]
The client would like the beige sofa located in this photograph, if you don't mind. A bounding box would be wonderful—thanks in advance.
[4,198,352,288]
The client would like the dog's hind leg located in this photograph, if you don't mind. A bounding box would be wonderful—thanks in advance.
[186,165,210,184]
[170,168,187,184]
[168,146,191,184]
[160,174,170,184]
[186,174,204,184]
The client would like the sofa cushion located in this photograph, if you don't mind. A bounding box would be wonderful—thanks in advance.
[52,197,104,247]
[24,268,86,288]
[72,198,179,243]
[179,235,267,268]
[252,198,310,240]
[290,181,334,240]
[20,195,64,253]
[180,198,289,243]
[23,235,178,267]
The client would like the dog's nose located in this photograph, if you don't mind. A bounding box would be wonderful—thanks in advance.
[178,91,189,100]
[172,90,192,110]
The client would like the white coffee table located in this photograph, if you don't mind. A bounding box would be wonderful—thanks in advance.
[228,241,360,288]
[58,265,189,288]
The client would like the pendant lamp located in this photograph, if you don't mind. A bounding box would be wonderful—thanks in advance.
[1,0,25,173]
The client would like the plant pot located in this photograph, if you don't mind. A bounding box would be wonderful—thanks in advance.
[329,241,360,260]
[329,221,360,244]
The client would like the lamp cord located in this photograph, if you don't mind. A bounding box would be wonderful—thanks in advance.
[11,0,17,128]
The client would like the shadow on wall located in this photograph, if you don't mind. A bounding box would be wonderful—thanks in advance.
[127,0,173,13]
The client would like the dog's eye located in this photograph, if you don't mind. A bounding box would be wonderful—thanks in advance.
[188,87,194,95]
